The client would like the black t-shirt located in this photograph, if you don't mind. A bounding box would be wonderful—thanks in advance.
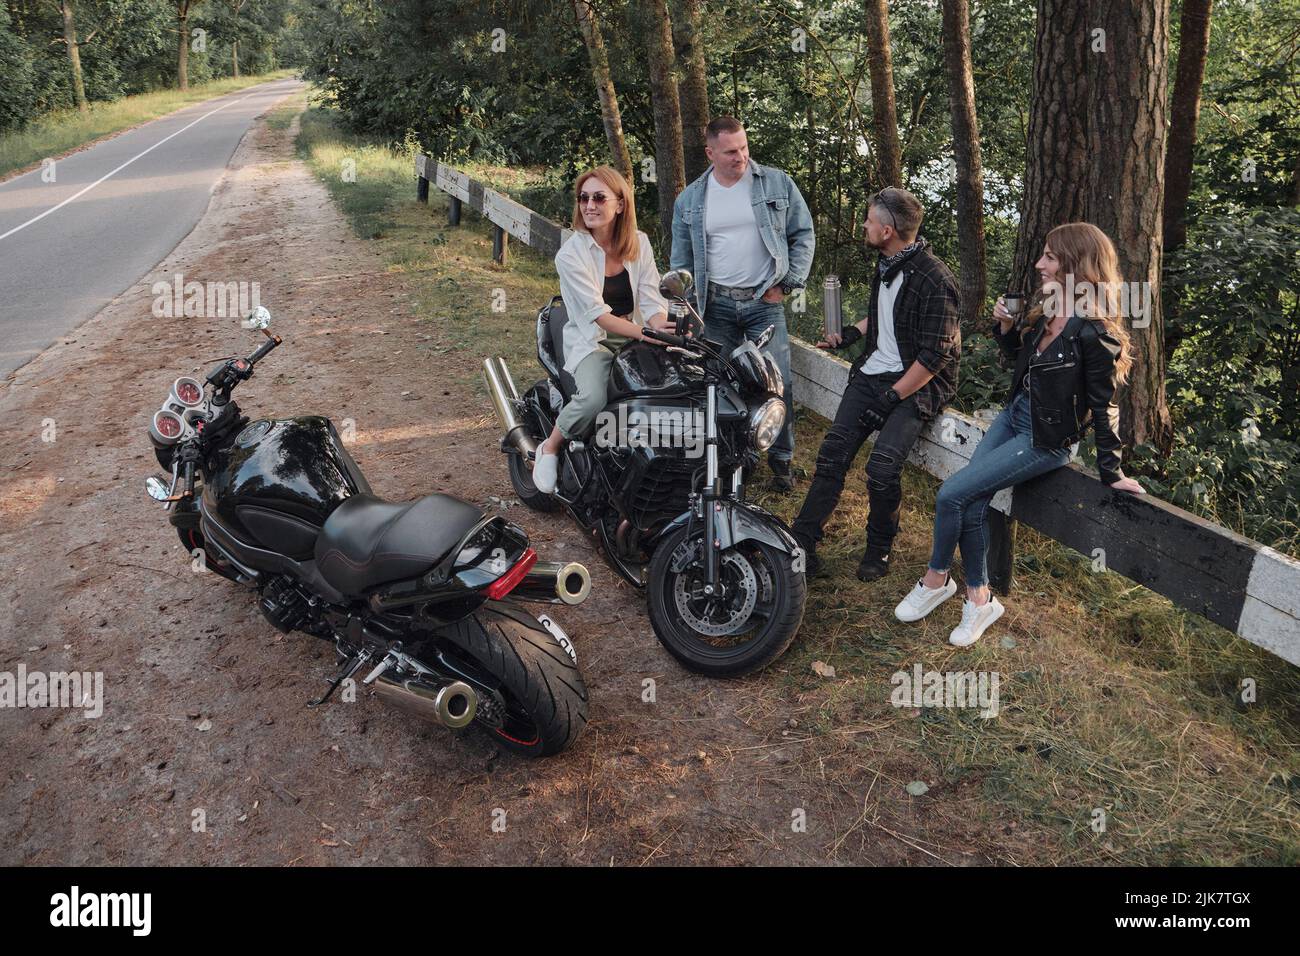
[603,268,634,318]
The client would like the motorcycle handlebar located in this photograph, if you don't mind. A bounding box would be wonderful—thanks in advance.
[642,327,687,348]
[247,333,282,366]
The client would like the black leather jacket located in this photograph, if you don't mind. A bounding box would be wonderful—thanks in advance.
[992,314,1126,484]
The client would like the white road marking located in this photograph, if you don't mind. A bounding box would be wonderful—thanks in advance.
[0,84,282,244]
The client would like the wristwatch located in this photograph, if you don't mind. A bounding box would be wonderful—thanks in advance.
[882,387,902,407]
[779,281,797,295]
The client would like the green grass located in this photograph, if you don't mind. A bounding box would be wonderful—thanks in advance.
[0,70,296,181]
[294,103,1300,865]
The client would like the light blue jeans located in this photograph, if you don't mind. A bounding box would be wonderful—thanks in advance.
[928,392,1070,587]
[703,293,794,462]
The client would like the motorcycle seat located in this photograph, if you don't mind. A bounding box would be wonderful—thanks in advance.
[315,493,484,596]
[537,296,579,400]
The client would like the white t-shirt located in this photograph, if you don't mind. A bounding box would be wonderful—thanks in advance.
[704,168,775,290]
[861,271,906,374]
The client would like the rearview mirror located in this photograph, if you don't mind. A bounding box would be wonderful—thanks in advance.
[145,476,170,501]
[659,270,694,300]
[242,306,271,331]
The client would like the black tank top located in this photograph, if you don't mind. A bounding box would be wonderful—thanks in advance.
[603,268,634,318]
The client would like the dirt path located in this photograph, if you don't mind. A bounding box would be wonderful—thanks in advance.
[0,110,988,866]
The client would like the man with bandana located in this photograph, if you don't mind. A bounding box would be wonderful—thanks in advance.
[791,187,962,582]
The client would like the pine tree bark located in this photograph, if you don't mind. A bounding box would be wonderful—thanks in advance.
[672,0,710,182]
[863,0,902,187]
[1013,0,1173,454]
[1162,0,1212,253]
[572,0,633,185]
[642,0,687,247]
[940,0,986,328]
[1087,0,1172,452]
[59,1,88,113]
[1010,0,1090,296]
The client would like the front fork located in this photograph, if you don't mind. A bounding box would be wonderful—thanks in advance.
[700,384,745,596]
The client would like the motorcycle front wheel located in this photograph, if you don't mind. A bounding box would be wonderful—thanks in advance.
[646,525,807,678]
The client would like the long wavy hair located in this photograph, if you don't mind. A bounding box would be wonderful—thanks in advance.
[1026,222,1133,383]
[570,166,639,264]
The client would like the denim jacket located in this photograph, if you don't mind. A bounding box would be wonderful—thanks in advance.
[669,160,815,309]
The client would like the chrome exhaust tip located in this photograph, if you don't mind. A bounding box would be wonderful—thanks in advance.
[373,677,477,729]
[514,560,592,606]
[482,357,537,459]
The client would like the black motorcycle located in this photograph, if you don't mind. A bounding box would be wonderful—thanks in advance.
[145,308,590,758]
[485,270,807,678]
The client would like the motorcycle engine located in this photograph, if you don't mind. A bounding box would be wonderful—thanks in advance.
[259,576,311,633]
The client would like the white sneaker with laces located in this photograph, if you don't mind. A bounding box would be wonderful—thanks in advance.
[533,451,559,495]
[949,597,1005,647]
[894,575,958,623]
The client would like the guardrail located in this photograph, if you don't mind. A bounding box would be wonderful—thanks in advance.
[416,154,1300,666]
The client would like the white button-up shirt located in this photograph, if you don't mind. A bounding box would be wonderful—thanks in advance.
[555,230,669,375]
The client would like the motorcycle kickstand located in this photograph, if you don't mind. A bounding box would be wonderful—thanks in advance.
[307,649,371,708]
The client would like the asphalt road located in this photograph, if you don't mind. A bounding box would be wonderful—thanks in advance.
[0,78,303,379]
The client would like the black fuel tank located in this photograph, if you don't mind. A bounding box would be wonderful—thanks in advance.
[608,341,694,400]
[202,416,371,560]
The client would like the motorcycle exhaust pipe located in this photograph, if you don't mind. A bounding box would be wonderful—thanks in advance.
[482,357,538,459]
[372,676,477,730]
[513,560,592,606]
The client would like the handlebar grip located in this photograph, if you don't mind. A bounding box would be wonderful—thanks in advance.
[183,460,196,497]
[642,327,686,348]
[247,334,281,365]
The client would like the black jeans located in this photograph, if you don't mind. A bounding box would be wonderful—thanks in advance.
[792,371,927,554]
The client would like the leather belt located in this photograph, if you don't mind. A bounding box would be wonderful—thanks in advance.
[708,282,763,301]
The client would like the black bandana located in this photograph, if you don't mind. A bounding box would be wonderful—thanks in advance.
[877,237,928,282]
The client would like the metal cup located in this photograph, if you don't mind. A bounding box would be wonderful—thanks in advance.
[823,275,843,341]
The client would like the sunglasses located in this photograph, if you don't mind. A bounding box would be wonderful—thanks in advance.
[578,191,613,206]
[869,189,901,231]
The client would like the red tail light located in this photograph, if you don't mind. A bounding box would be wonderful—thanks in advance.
[485,548,538,600]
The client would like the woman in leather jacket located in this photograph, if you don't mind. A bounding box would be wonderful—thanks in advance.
[892,222,1145,647]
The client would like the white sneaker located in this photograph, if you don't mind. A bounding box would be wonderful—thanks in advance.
[894,575,958,623]
[949,597,1005,647]
[532,451,559,494]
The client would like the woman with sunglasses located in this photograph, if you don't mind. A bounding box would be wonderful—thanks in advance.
[894,222,1145,646]
[533,166,674,494]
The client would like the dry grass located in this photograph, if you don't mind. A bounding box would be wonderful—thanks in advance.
[295,104,1300,866]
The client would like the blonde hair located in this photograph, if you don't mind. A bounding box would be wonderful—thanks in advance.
[570,166,639,264]
[1026,222,1133,383]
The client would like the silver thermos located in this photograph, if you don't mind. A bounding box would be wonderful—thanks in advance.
[823,275,843,340]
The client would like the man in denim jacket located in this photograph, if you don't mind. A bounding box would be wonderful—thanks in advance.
[670,116,815,492]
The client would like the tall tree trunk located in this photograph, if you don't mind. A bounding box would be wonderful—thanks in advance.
[672,0,710,182]
[863,0,902,187]
[1162,0,1212,253]
[232,39,239,77]
[1014,0,1173,454]
[1010,0,1090,295]
[60,1,88,113]
[940,0,986,328]
[177,2,190,90]
[1087,0,1171,452]
[642,0,687,248]
[572,0,633,184]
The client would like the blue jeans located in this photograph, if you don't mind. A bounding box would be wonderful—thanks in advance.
[703,293,794,462]
[928,392,1070,588]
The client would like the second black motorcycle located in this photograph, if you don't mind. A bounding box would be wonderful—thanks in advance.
[485,270,807,678]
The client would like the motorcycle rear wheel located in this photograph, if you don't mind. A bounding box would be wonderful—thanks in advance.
[507,449,560,513]
[646,526,806,678]
[437,601,587,757]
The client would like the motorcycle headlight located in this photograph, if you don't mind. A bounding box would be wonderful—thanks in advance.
[748,398,786,452]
